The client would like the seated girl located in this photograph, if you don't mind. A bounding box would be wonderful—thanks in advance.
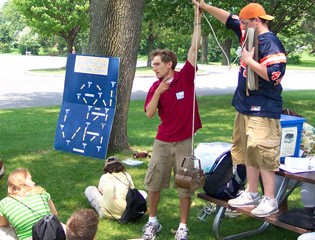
[85,156,145,220]
[0,168,63,240]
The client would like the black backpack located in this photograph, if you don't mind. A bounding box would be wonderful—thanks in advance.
[119,188,147,223]
[277,208,315,230]
[111,173,147,224]
[32,214,66,240]
[10,196,66,240]
[203,150,246,199]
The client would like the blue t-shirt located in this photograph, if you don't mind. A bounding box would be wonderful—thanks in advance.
[226,14,287,119]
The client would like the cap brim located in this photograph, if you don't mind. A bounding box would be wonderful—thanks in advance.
[260,15,274,21]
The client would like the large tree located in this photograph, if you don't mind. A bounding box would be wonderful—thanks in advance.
[88,0,145,153]
[13,0,89,53]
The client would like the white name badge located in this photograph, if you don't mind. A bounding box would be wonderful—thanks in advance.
[176,91,184,100]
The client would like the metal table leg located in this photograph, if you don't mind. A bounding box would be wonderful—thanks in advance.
[212,205,271,240]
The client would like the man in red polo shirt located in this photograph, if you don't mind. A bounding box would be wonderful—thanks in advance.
[141,4,202,240]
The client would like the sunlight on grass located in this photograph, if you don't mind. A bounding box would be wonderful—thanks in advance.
[287,52,315,70]
[0,91,314,239]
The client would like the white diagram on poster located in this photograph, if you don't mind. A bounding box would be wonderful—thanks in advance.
[54,54,119,159]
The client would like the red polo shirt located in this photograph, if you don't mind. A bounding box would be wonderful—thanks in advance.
[144,61,202,142]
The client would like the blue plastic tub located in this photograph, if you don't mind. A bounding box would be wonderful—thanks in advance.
[280,114,306,163]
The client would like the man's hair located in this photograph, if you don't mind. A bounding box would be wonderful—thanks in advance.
[150,49,177,70]
[66,209,99,240]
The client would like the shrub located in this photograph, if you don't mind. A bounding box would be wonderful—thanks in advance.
[287,54,301,65]
[0,43,11,53]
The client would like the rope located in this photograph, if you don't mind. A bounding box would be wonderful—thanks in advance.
[190,5,200,156]
[203,14,253,70]
[203,14,231,68]
[189,9,253,156]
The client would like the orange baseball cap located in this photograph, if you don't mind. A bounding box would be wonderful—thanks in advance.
[239,3,274,21]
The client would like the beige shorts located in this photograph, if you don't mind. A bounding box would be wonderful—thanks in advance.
[231,112,280,171]
[145,138,195,198]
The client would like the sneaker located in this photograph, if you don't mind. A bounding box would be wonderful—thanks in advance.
[142,222,162,240]
[228,191,261,207]
[175,228,188,240]
[251,196,279,217]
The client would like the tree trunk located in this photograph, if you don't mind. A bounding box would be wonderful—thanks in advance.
[146,21,155,67]
[88,0,145,153]
[200,34,208,64]
[66,37,75,54]
[221,38,232,66]
[66,28,81,53]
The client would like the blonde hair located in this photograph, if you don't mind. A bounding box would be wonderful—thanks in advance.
[7,168,44,197]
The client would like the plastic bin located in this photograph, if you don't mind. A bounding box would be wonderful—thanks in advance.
[280,114,306,163]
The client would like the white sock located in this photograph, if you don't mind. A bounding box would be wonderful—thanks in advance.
[248,192,259,198]
[178,223,187,230]
[149,216,158,224]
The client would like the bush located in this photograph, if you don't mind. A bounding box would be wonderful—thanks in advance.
[0,43,11,53]
[287,54,301,65]
[18,44,40,55]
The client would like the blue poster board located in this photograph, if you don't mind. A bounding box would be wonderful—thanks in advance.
[54,54,119,159]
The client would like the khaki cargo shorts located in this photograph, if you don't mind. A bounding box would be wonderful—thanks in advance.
[145,138,195,198]
[231,112,281,171]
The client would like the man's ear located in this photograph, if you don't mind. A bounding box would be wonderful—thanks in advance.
[167,61,173,69]
[253,17,260,24]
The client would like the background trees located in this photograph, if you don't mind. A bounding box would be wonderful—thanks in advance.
[12,0,89,54]
[140,0,194,66]
[0,0,26,53]
[139,0,315,65]
[1,0,315,60]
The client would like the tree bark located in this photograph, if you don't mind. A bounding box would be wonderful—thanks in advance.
[200,34,208,64]
[88,0,145,153]
[146,20,156,67]
[221,38,232,66]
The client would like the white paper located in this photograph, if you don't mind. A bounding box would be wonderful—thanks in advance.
[194,142,232,171]
[280,157,315,173]
[280,127,298,157]
[122,158,143,166]
[74,55,109,75]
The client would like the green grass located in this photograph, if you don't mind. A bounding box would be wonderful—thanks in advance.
[287,53,315,70]
[0,90,314,239]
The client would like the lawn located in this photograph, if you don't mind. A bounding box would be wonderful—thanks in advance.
[0,90,314,239]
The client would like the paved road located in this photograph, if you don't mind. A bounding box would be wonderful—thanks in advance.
[0,55,66,109]
[1,54,314,109]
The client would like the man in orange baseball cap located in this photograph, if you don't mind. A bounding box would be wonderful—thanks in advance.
[194,0,286,218]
